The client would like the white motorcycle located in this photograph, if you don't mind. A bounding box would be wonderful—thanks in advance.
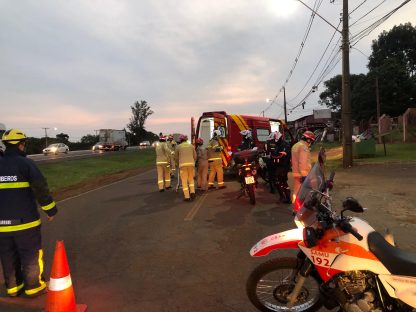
[246,149,416,312]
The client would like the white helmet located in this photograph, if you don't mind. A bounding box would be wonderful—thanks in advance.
[213,129,221,137]
[240,129,252,139]
[268,131,282,141]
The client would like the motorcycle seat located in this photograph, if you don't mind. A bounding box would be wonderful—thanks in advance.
[368,231,416,276]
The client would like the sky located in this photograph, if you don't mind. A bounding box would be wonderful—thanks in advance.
[1,0,415,142]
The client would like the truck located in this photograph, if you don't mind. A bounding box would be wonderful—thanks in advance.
[98,129,128,151]
[191,111,294,169]
[0,123,6,154]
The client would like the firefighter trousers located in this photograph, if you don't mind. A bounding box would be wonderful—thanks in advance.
[180,166,195,199]
[208,160,224,188]
[292,176,303,203]
[0,226,46,296]
[197,161,208,191]
[157,163,171,190]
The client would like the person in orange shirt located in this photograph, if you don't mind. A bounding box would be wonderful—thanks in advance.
[291,130,315,202]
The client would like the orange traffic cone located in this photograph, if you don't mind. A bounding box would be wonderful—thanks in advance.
[45,240,87,312]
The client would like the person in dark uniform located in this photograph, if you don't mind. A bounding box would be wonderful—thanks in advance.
[264,131,291,203]
[0,129,58,298]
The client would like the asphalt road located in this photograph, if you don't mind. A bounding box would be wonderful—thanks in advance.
[0,169,304,312]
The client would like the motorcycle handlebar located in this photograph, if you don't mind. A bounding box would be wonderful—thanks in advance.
[339,220,363,241]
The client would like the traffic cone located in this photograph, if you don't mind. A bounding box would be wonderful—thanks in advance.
[45,240,87,312]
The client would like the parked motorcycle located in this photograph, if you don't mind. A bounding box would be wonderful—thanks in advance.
[233,149,259,205]
[246,148,416,312]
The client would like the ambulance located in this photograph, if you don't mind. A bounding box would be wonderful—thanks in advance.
[191,111,293,168]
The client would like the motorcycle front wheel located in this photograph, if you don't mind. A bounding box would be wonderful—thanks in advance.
[246,257,322,312]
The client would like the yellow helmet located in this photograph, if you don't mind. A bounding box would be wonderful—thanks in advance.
[2,129,27,144]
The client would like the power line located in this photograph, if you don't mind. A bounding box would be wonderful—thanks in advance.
[350,0,412,46]
[288,20,342,103]
[349,0,369,16]
[350,0,387,28]
[260,0,323,115]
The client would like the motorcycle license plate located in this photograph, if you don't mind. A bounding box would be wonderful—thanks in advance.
[245,176,255,184]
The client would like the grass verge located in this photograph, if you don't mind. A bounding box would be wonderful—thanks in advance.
[312,142,416,170]
[39,148,155,193]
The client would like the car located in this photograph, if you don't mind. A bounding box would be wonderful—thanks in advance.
[92,142,105,151]
[43,143,69,155]
[139,141,151,147]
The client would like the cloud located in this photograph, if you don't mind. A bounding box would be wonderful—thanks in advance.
[1,0,415,141]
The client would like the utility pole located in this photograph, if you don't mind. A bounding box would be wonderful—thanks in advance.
[42,127,50,148]
[341,0,353,168]
[283,87,288,124]
[376,76,381,144]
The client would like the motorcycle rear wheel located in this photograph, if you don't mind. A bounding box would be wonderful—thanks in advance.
[248,184,256,205]
[246,257,322,312]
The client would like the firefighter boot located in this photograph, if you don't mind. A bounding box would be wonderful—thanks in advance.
[269,182,276,194]
[282,189,291,204]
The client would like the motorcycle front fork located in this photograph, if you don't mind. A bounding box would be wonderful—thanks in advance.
[287,252,314,308]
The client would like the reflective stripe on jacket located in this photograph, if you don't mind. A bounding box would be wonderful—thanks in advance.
[291,140,311,178]
[155,142,171,165]
[0,147,57,233]
[175,142,196,168]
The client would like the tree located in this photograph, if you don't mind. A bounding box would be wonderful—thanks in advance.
[81,134,99,145]
[319,74,366,113]
[127,100,154,143]
[369,23,416,78]
[56,133,69,142]
[368,23,416,118]
[320,24,416,123]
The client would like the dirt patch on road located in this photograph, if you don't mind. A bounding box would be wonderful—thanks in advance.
[51,165,153,201]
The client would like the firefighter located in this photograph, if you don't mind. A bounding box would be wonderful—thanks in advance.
[237,129,255,151]
[207,129,226,190]
[195,138,208,192]
[264,131,291,203]
[175,134,197,201]
[291,130,315,202]
[155,134,172,191]
[0,129,58,298]
[167,134,177,178]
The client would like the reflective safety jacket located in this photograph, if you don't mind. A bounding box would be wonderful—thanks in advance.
[155,142,171,165]
[175,142,196,168]
[0,147,58,235]
[291,140,311,178]
[207,138,223,162]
